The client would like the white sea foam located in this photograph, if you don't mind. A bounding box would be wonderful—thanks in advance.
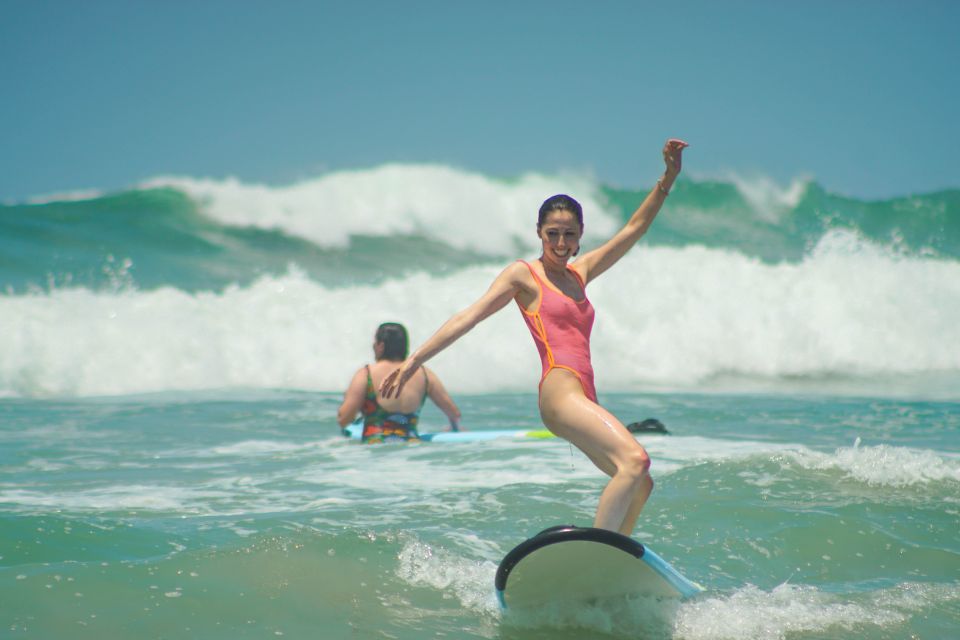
[298,442,582,494]
[787,440,960,488]
[143,165,618,251]
[674,582,907,640]
[395,539,501,613]
[505,582,959,639]
[0,485,220,513]
[210,439,320,456]
[1,229,959,398]
[640,436,800,475]
[594,229,960,387]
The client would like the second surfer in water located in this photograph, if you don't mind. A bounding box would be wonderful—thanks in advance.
[381,139,688,535]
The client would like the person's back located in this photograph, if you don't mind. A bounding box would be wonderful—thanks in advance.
[337,322,461,443]
[365,360,427,415]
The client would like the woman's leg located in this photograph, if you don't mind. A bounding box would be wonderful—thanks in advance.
[579,446,654,535]
[620,474,654,535]
[539,370,653,535]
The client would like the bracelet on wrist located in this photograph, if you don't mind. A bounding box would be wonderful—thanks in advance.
[656,178,670,196]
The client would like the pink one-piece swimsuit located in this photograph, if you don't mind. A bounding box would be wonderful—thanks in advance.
[516,260,597,403]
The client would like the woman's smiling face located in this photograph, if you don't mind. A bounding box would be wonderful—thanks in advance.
[538,209,582,265]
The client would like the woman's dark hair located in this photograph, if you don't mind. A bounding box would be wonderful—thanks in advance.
[375,322,409,360]
[537,194,584,231]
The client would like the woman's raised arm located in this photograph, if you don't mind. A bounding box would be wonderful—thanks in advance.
[576,139,688,284]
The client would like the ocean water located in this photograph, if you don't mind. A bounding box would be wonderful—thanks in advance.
[1,166,959,639]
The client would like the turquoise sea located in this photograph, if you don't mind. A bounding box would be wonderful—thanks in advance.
[2,167,959,638]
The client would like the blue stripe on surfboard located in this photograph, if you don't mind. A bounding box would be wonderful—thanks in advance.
[420,429,548,442]
[640,546,704,599]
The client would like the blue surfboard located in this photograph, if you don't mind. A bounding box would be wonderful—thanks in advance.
[341,420,555,442]
[495,525,702,610]
[342,418,667,443]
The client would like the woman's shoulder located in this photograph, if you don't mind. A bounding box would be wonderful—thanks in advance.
[502,259,538,283]
[352,364,371,379]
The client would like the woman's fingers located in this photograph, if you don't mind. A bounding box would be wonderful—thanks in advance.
[379,362,419,398]
[663,139,689,173]
[379,369,400,398]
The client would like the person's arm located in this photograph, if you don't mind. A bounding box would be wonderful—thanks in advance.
[381,262,531,398]
[576,139,688,284]
[423,367,462,431]
[336,368,367,428]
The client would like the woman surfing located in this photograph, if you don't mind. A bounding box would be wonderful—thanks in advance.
[381,139,688,535]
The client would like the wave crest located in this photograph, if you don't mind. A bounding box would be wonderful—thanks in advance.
[143,165,618,251]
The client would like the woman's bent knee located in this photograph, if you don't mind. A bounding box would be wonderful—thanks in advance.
[619,448,651,479]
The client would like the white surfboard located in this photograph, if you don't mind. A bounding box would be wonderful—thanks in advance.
[495,525,702,610]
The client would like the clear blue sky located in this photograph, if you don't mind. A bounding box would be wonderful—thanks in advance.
[2,0,957,201]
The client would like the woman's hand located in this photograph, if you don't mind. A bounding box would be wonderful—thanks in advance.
[379,358,421,399]
[663,138,689,178]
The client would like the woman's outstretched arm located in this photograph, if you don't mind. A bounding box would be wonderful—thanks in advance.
[380,261,532,398]
[576,139,688,284]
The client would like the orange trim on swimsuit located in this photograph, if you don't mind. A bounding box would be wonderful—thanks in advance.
[516,260,597,403]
